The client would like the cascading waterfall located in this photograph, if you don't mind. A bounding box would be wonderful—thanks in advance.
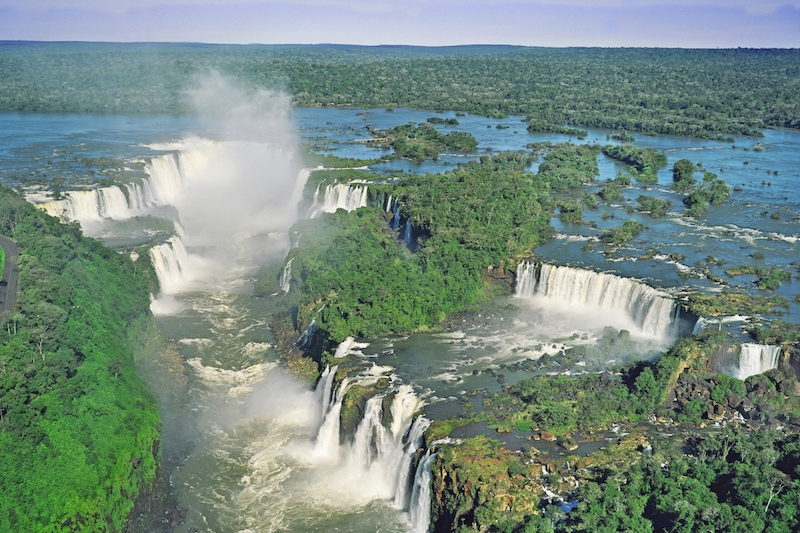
[394,414,432,509]
[313,377,351,461]
[148,236,192,294]
[279,258,294,293]
[409,449,436,533]
[516,262,678,340]
[310,183,368,217]
[735,343,782,380]
[404,220,413,244]
[315,364,338,423]
[307,183,322,217]
[386,195,402,230]
[38,186,134,222]
[312,343,433,528]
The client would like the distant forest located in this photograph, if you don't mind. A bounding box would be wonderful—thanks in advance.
[1,42,799,138]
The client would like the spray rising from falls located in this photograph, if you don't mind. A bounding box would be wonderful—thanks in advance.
[516,262,679,341]
[735,343,782,380]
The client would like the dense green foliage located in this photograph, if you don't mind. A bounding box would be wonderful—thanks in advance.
[526,120,588,139]
[636,195,671,217]
[671,158,698,192]
[683,171,732,217]
[602,144,667,182]
[601,219,644,245]
[2,43,798,137]
[554,429,800,533]
[378,122,478,161]
[0,187,161,531]
[483,337,684,435]
[684,290,790,316]
[536,144,600,191]
[724,265,793,290]
[284,151,552,343]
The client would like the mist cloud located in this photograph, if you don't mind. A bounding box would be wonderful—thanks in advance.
[174,73,303,247]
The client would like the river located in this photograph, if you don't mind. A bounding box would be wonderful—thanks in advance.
[1,107,798,532]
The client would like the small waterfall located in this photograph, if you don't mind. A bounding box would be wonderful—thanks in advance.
[313,377,351,461]
[311,183,368,217]
[298,318,318,350]
[307,183,322,217]
[735,343,781,380]
[315,364,338,422]
[516,262,678,340]
[351,396,385,467]
[148,236,192,294]
[38,186,134,223]
[409,449,436,533]
[404,220,412,244]
[394,415,432,509]
[386,195,402,231]
[334,336,370,358]
[279,258,294,293]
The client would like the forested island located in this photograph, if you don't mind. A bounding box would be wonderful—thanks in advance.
[1,41,799,533]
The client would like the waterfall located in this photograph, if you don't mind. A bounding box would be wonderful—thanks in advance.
[394,414,432,509]
[313,377,351,462]
[351,396,385,467]
[409,449,436,533]
[279,258,294,293]
[404,220,412,244]
[334,336,370,358]
[298,318,318,350]
[516,262,678,340]
[735,343,781,380]
[307,183,322,217]
[38,186,134,223]
[148,236,192,294]
[312,357,432,522]
[310,183,368,217]
[314,364,338,422]
[385,195,402,230]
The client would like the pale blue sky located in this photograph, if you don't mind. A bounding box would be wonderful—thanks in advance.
[0,0,798,47]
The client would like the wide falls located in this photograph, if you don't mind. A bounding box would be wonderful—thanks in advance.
[515,262,680,342]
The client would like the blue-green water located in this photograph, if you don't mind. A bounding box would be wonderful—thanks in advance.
[1,108,798,532]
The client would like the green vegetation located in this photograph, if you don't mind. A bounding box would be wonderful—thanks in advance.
[601,219,644,245]
[378,122,478,161]
[745,320,800,345]
[636,195,671,217]
[281,151,552,345]
[0,186,162,531]
[3,44,796,137]
[426,116,459,125]
[526,120,588,139]
[536,144,600,191]
[609,132,635,142]
[684,171,732,217]
[724,265,793,290]
[671,158,698,192]
[684,290,790,316]
[550,429,800,533]
[602,144,667,183]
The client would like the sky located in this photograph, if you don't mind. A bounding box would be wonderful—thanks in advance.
[0,0,798,48]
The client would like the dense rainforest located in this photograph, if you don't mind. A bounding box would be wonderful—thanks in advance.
[284,151,552,346]
[1,43,799,138]
[0,186,162,532]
